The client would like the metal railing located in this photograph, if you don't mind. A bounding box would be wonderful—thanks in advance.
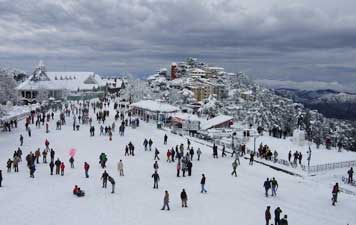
[307,160,356,173]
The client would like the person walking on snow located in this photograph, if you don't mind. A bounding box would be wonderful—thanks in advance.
[271,177,278,196]
[197,148,202,161]
[280,215,288,225]
[108,176,115,193]
[332,182,339,206]
[265,206,271,225]
[153,161,159,171]
[84,162,90,178]
[118,160,124,176]
[264,178,271,197]
[231,159,238,177]
[161,190,170,210]
[180,189,188,207]
[200,174,207,193]
[154,148,160,160]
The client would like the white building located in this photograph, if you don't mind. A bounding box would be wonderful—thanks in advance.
[16,61,105,103]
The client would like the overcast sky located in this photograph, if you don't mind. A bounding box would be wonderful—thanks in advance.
[1,0,356,89]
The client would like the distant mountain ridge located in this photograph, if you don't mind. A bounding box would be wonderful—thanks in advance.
[274,88,356,121]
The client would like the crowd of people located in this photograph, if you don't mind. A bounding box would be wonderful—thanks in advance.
[11,96,356,224]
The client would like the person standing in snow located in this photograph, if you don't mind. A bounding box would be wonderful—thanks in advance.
[118,160,124,176]
[35,148,41,164]
[6,159,12,172]
[332,182,340,206]
[200,174,207,193]
[164,134,168,145]
[29,163,36,178]
[176,161,181,177]
[0,170,3,187]
[264,178,271,197]
[101,170,109,188]
[180,189,188,208]
[49,160,54,175]
[84,162,90,178]
[152,171,160,189]
[60,162,65,176]
[197,148,202,161]
[274,207,282,225]
[69,156,75,168]
[50,149,55,162]
[108,176,115,193]
[265,206,271,225]
[28,127,31,137]
[143,139,148,151]
[348,167,353,184]
[55,158,61,175]
[231,159,238,177]
[288,150,292,163]
[187,160,193,176]
[271,177,278,196]
[212,144,218,159]
[153,161,159,171]
[249,152,255,165]
[42,149,48,163]
[161,190,170,210]
[20,134,23,146]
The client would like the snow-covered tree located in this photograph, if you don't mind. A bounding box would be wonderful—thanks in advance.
[0,69,17,104]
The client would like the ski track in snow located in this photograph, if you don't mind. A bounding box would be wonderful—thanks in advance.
[0,104,355,225]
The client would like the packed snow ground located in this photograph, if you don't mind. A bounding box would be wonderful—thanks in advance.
[0,103,355,225]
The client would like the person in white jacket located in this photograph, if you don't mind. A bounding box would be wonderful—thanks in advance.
[118,159,124,176]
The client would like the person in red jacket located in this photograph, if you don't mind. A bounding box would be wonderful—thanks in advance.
[60,162,65,176]
[84,162,90,178]
[265,206,271,225]
[166,150,171,163]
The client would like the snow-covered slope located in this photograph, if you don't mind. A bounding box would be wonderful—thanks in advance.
[0,102,355,225]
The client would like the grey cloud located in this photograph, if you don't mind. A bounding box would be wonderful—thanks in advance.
[0,0,356,85]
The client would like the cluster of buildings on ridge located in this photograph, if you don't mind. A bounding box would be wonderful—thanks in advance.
[147,57,240,102]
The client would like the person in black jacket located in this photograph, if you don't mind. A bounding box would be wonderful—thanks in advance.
[280,215,288,225]
[164,134,168,145]
[0,170,3,187]
[264,178,271,197]
[200,174,207,193]
[274,207,282,225]
[49,161,54,175]
[101,170,109,188]
[54,158,61,175]
[152,171,160,189]
[187,161,193,176]
[180,189,188,207]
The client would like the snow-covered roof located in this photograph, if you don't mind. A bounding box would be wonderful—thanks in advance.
[130,100,179,113]
[16,72,105,91]
[190,68,206,73]
[201,115,234,130]
[171,112,206,123]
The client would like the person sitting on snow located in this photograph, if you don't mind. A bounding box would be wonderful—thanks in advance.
[73,185,85,197]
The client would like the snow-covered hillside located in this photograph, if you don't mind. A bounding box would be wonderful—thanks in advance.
[0,100,355,225]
